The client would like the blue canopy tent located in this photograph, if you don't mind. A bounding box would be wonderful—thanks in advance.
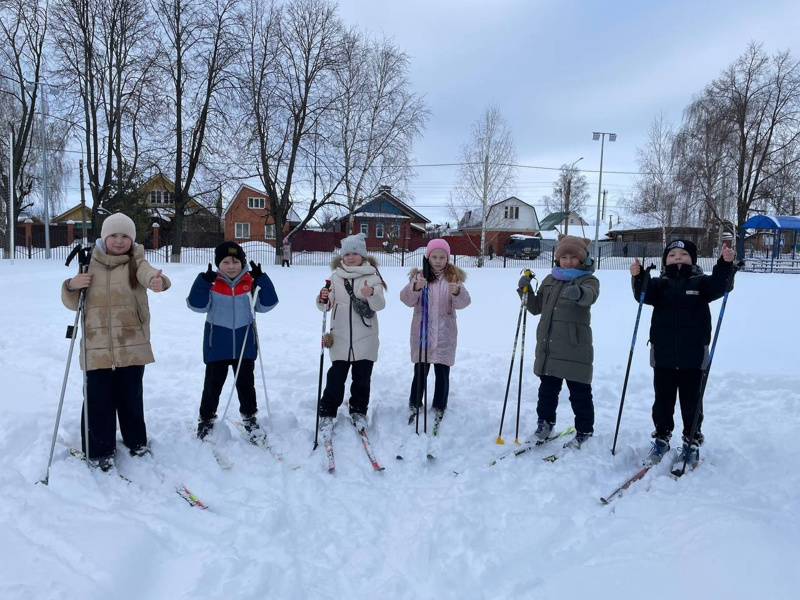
[740,215,800,273]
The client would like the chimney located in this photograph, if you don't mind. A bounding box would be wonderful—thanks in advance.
[378,185,392,193]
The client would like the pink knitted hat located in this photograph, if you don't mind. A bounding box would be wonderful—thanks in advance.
[425,239,451,262]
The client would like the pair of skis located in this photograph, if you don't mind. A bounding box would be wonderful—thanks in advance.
[323,419,385,474]
[397,412,443,461]
[69,448,207,509]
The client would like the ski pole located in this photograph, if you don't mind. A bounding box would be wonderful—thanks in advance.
[252,300,271,422]
[497,269,534,444]
[513,271,536,444]
[676,260,741,476]
[611,262,656,455]
[219,287,260,424]
[42,246,91,484]
[313,280,331,451]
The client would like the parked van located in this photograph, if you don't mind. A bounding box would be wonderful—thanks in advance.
[504,235,541,259]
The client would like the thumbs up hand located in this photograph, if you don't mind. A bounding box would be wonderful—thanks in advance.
[721,245,735,262]
[361,279,374,298]
[149,269,165,292]
[630,258,642,277]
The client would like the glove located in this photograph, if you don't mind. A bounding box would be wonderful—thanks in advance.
[561,281,582,301]
[249,260,263,282]
[200,263,217,284]
[517,274,532,292]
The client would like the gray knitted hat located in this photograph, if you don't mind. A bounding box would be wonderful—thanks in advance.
[340,232,368,257]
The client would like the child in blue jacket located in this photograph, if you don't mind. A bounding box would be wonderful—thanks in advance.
[187,241,278,441]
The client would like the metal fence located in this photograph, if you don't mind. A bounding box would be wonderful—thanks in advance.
[1,231,733,272]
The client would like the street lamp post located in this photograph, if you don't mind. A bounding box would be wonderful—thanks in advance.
[563,157,583,235]
[592,132,616,264]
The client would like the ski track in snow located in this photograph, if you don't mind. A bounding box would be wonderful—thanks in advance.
[1,261,799,599]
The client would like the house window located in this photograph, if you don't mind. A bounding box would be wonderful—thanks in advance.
[359,222,369,235]
[375,221,385,238]
[390,221,400,238]
[235,223,250,238]
[248,197,266,209]
[150,190,174,204]
[504,206,520,219]
[265,224,275,239]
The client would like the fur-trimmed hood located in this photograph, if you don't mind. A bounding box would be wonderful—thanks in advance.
[407,265,467,283]
[331,254,379,270]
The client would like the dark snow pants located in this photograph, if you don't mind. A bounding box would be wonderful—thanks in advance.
[81,365,147,459]
[319,360,374,417]
[408,363,451,412]
[537,375,594,434]
[199,359,258,421]
[652,367,704,444]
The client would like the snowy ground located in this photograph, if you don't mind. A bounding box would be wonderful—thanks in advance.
[1,258,798,600]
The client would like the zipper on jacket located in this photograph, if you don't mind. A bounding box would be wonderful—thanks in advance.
[231,280,236,358]
[540,282,557,375]
[107,264,117,370]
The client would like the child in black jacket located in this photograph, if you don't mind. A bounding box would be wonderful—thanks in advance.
[630,240,735,468]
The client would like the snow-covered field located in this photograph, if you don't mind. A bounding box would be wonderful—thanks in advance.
[1,258,798,600]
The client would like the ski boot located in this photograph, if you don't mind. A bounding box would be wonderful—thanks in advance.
[351,412,368,432]
[242,413,266,445]
[644,437,670,466]
[92,454,115,473]
[432,409,445,437]
[407,405,420,426]
[197,417,216,441]
[564,431,592,450]
[129,445,152,458]
[529,419,554,443]
[671,442,700,477]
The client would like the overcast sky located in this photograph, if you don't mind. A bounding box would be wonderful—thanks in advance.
[335,0,800,225]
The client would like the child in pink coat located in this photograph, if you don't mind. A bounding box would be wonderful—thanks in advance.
[399,239,471,427]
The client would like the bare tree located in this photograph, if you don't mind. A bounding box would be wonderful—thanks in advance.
[0,0,65,232]
[235,0,344,263]
[542,163,590,224]
[710,43,800,231]
[152,0,239,261]
[627,114,684,244]
[449,105,516,266]
[333,30,429,230]
[51,0,159,236]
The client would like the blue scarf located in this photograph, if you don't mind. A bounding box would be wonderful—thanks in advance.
[551,266,593,281]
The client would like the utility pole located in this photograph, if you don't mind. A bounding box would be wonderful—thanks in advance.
[602,189,607,220]
[564,177,572,235]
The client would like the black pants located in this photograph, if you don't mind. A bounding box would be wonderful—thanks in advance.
[653,367,704,443]
[408,363,450,412]
[81,365,147,459]
[282,260,290,267]
[199,359,257,421]
[319,360,374,417]
[537,375,594,434]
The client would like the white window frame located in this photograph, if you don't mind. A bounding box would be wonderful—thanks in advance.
[265,224,275,239]
[248,197,266,209]
[359,221,369,235]
[375,221,385,238]
[235,222,250,239]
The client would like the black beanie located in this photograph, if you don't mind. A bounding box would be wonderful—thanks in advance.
[663,239,697,265]
[215,241,246,267]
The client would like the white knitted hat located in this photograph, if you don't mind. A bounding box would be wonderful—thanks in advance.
[101,213,137,242]
[340,232,367,257]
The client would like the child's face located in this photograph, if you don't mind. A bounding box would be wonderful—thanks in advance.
[219,256,243,278]
[343,252,363,267]
[105,233,132,256]
[558,253,581,269]
[428,249,448,272]
[665,248,692,266]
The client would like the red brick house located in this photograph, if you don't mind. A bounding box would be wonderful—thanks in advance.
[330,185,429,250]
[223,184,300,243]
